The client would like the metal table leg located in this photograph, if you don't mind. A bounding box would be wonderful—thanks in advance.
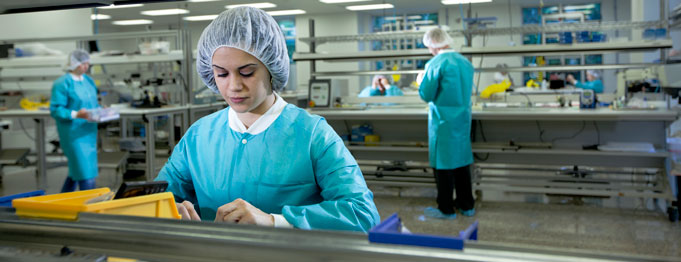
[183,110,189,134]
[121,117,127,138]
[168,114,175,150]
[144,115,156,181]
[33,118,46,190]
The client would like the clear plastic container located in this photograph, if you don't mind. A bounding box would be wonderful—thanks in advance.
[87,107,120,122]
[138,41,170,55]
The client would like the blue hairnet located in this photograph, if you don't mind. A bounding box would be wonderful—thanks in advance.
[423,27,453,49]
[67,49,90,71]
[196,7,289,93]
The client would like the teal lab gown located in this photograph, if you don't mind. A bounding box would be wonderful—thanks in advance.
[575,79,604,93]
[50,74,99,181]
[156,105,380,232]
[358,85,404,97]
[419,50,474,170]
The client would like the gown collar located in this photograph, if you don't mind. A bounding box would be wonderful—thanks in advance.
[228,92,288,135]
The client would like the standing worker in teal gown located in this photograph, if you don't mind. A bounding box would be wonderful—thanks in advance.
[417,28,476,219]
[567,70,604,93]
[155,7,379,232]
[50,50,100,192]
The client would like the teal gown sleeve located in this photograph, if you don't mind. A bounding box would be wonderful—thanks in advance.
[358,86,373,97]
[156,136,199,206]
[281,119,380,232]
[50,78,73,121]
[575,79,604,93]
[386,85,404,96]
[419,64,441,102]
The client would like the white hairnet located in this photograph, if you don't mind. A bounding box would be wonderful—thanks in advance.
[196,7,289,93]
[587,70,601,79]
[423,27,453,49]
[372,75,387,84]
[67,49,90,71]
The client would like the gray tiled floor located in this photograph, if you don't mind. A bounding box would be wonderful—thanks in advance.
[373,195,681,258]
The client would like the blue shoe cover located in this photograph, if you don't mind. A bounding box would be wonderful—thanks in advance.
[458,208,475,217]
[424,207,457,220]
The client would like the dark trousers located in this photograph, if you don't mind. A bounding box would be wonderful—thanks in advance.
[435,165,475,214]
[61,177,96,193]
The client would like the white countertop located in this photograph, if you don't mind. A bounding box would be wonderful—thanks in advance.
[0,106,188,118]
[309,107,679,121]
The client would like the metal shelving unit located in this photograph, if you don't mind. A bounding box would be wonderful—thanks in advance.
[298,20,667,44]
[293,40,673,62]
[0,30,194,184]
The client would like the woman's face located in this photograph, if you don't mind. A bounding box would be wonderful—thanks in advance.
[212,47,272,114]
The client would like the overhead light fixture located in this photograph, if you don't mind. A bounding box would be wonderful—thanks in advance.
[319,0,372,3]
[188,0,221,2]
[407,15,422,19]
[91,14,111,20]
[267,9,306,16]
[183,15,219,21]
[441,0,492,5]
[413,20,434,25]
[112,19,153,25]
[141,8,190,16]
[385,16,403,21]
[97,4,143,9]
[225,2,277,9]
[346,3,394,11]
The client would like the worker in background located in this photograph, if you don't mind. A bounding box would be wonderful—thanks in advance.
[358,75,404,97]
[417,28,476,219]
[156,7,379,232]
[567,70,603,93]
[493,63,514,86]
[49,49,100,192]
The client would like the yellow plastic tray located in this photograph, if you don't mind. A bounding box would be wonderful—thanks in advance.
[12,188,181,220]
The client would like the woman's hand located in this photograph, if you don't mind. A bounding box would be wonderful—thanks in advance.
[75,109,90,119]
[214,198,274,226]
[566,74,576,85]
[176,200,201,221]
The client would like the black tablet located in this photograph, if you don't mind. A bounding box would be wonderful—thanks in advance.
[114,181,168,200]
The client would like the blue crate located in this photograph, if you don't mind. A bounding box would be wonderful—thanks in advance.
[0,190,45,207]
[368,213,478,250]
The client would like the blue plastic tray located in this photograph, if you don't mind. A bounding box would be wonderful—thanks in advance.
[0,190,45,207]
[368,213,478,250]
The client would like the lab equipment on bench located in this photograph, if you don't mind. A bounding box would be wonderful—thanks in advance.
[579,89,596,109]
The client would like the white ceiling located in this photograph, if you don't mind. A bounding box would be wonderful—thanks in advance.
[93,0,505,30]
[0,0,626,31]
[90,0,626,31]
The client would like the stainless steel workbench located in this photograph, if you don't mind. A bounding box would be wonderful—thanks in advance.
[311,107,679,121]
[118,106,189,180]
[0,110,51,190]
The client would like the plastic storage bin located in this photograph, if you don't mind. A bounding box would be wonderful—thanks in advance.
[369,213,478,250]
[12,188,181,220]
[0,190,45,207]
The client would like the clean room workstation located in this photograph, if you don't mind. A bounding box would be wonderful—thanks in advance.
[0,0,680,261]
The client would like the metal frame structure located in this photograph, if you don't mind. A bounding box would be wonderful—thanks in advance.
[0,211,678,262]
